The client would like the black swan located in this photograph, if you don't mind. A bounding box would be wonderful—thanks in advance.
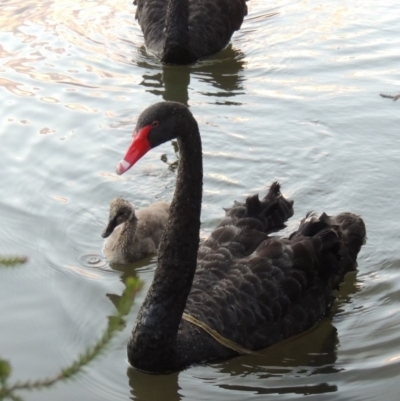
[133,0,248,64]
[115,101,366,373]
[102,198,170,264]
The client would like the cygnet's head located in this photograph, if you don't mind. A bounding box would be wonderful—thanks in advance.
[101,198,137,238]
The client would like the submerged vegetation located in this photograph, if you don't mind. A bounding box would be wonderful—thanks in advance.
[0,256,28,267]
[0,256,141,401]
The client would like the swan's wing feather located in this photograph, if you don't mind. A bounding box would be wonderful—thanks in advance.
[188,0,247,58]
[200,224,269,259]
[221,181,294,233]
[186,212,366,350]
[135,0,167,52]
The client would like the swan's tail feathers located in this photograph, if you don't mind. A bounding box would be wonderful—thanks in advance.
[334,212,367,263]
[290,211,366,286]
[257,181,294,231]
[220,182,293,233]
[292,211,366,260]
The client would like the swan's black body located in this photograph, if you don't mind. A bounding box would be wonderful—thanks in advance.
[133,0,248,64]
[120,102,366,373]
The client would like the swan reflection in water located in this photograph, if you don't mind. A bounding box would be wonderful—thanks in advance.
[136,44,246,105]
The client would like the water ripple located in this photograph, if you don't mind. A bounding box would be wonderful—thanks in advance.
[1,0,400,400]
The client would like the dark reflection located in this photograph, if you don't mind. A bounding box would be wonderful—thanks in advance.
[127,369,182,401]
[106,255,155,312]
[108,255,155,280]
[334,271,359,309]
[219,382,337,395]
[136,45,246,105]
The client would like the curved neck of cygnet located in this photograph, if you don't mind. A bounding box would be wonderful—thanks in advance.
[121,212,138,245]
[117,213,138,253]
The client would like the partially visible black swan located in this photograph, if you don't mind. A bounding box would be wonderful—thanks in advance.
[115,101,366,373]
[133,0,248,64]
[102,198,169,264]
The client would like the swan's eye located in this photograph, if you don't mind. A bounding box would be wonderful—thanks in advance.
[151,120,159,128]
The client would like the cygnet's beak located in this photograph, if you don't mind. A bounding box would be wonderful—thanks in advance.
[101,217,118,238]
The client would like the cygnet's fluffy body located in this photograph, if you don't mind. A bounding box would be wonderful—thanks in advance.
[102,198,170,264]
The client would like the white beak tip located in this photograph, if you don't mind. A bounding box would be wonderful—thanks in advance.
[115,159,130,175]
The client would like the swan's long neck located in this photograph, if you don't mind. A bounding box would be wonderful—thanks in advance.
[162,0,195,64]
[128,116,203,372]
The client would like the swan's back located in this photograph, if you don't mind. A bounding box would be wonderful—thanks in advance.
[178,185,366,360]
[187,0,247,60]
[134,0,248,63]
[134,0,167,55]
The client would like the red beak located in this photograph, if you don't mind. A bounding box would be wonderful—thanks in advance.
[115,125,151,175]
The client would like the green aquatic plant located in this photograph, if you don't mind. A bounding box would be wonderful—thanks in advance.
[0,275,141,400]
[0,256,28,267]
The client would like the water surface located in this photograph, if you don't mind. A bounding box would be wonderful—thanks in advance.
[1,0,400,400]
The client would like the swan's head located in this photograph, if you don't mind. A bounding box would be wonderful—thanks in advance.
[116,102,193,175]
[101,198,137,238]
